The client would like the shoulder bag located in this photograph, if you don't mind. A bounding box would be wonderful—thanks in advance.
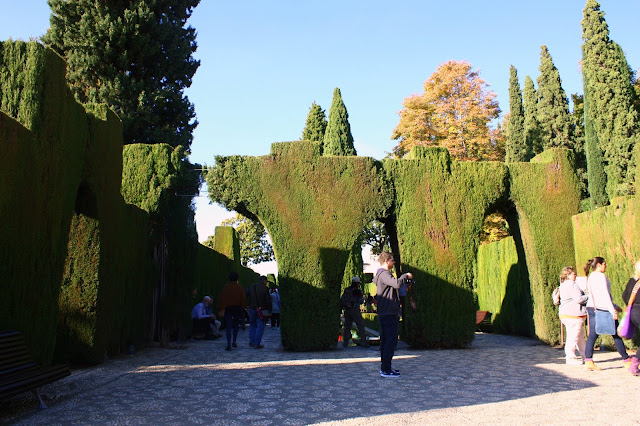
[617,280,640,339]
[589,278,616,336]
[253,285,271,320]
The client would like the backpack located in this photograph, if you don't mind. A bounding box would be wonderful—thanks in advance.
[552,287,561,306]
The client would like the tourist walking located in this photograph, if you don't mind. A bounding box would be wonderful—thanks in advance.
[248,276,271,349]
[270,287,281,330]
[583,257,631,371]
[558,266,588,365]
[218,271,247,351]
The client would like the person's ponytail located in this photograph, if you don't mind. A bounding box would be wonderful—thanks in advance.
[584,257,605,275]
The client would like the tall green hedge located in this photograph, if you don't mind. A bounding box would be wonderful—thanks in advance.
[213,226,241,263]
[0,41,87,365]
[572,195,640,347]
[51,101,158,364]
[1,41,245,364]
[572,196,640,303]
[508,149,581,344]
[341,238,364,293]
[384,147,509,348]
[207,141,391,350]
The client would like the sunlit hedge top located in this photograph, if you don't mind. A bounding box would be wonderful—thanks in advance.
[208,141,392,260]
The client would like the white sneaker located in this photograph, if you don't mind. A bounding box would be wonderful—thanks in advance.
[566,358,583,365]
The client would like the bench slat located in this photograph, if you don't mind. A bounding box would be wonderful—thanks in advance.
[0,330,71,402]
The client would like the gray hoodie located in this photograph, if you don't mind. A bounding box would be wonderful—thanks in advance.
[374,268,411,316]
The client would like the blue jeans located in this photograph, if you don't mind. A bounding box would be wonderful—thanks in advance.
[224,306,243,346]
[379,314,399,373]
[585,308,628,359]
[249,308,266,346]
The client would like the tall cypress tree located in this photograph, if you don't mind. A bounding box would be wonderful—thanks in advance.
[302,102,328,142]
[323,87,357,156]
[570,93,589,199]
[523,76,542,157]
[536,46,572,151]
[583,73,608,207]
[582,0,638,199]
[506,66,526,162]
[44,0,200,150]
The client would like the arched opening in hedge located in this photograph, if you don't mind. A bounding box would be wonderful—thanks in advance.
[475,201,534,337]
[55,182,104,363]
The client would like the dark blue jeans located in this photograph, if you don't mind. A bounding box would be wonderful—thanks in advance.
[224,306,243,346]
[585,308,628,359]
[379,314,399,373]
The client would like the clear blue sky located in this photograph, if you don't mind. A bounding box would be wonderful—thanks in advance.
[2,1,639,258]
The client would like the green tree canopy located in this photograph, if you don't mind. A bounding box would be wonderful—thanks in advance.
[44,0,200,150]
[523,76,542,157]
[582,0,638,200]
[536,46,572,150]
[362,220,390,256]
[323,88,357,156]
[221,214,274,266]
[570,93,589,199]
[506,66,526,162]
[302,102,327,142]
[203,235,215,249]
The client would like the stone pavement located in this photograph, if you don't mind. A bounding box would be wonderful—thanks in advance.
[2,326,639,425]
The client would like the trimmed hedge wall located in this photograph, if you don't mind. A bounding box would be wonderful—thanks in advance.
[0,41,88,365]
[508,149,581,345]
[213,226,241,263]
[207,141,392,350]
[384,147,509,348]
[572,195,640,347]
[0,41,256,364]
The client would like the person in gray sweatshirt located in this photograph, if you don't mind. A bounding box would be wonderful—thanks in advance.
[373,252,413,378]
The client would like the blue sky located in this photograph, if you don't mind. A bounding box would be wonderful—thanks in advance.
[1,1,638,271]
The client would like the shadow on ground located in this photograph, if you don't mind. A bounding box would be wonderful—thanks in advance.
[1,332,599,425]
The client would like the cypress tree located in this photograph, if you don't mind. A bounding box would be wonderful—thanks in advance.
[536,46,572,151]
[506,66,526,162]
[583,73,608,207]
[44,0,200,150]
[302,102,328,142]
[323,87,357,156]
[523,76,542,157]
[582,0,638,199]
[570,93,589,199]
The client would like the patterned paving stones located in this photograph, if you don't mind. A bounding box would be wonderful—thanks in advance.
[2,327,639,425]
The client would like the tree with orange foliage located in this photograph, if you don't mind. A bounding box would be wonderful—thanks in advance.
[392,60,502,161]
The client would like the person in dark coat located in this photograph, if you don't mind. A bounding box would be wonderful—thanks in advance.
[247,276,272,349]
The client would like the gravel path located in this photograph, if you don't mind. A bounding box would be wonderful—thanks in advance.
[2,328,638,425]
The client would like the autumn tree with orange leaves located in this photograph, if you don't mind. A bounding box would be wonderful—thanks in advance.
[392,60,502,161]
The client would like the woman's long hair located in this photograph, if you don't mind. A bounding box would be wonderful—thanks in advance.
[584,257,605,276]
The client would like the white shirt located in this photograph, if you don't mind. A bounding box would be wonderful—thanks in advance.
[586,271,618,314]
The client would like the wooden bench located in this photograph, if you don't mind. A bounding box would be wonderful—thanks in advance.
[476,311,492,331]
[0,330,71,408]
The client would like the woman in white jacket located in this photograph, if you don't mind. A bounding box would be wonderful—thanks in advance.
[559,266,588,365]
[583,257,631,371]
